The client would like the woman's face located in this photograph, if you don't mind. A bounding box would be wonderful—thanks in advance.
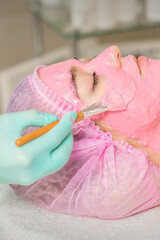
[39,46,145,111]
[42,45,159,153]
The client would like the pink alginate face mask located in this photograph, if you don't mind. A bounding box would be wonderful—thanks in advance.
[39,45,160,153]
[6,46,160,220]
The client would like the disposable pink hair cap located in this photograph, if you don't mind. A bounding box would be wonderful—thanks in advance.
[7,66,160,220]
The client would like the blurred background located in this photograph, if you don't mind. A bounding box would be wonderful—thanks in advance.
[1,0,160,113]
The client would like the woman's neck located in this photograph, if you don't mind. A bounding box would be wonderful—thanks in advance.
[95,119,160,168]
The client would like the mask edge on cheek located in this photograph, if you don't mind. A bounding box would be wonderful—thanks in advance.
[99,72,137,111]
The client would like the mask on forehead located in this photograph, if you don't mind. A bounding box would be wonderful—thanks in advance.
[39,59,85,109]
[39,46,136,111]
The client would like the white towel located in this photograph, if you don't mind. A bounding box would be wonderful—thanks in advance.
[0,184,160,240]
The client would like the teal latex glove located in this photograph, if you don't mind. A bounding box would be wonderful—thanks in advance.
[0,110,77,185]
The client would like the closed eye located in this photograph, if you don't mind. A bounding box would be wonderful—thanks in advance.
[71,71,79,98]
[93,71,99,90]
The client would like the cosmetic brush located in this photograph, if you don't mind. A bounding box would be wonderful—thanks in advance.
[16,91,128,148]
[15,104,109,147]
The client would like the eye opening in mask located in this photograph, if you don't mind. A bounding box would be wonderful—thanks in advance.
[70,68,79,98]
[93,71,99,90]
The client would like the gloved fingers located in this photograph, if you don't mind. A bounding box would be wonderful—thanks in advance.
[40,133,73,177]
[7,110,58,137]
[21,134,73,185]
[27,111,77,154]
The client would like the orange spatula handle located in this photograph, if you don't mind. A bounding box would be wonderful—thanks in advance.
[15,111,84,147]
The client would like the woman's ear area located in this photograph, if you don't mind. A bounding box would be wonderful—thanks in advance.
[93,46,122,68]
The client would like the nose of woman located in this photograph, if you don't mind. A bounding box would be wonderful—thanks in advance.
[110,46,122,68]
[93,46,122,68]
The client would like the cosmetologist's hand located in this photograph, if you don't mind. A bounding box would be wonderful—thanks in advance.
[0,110,77,185]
